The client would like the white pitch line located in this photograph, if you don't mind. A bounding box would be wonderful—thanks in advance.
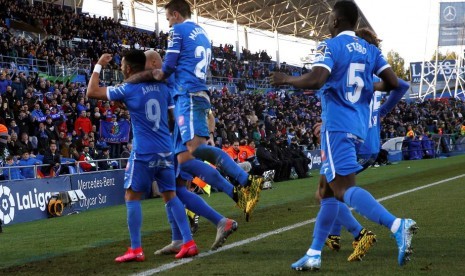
[131,173,465,276]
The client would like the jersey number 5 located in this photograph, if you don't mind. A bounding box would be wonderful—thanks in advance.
[346,63,365,103]
[195,46,212,80]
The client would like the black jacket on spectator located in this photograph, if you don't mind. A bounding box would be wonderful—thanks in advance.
[42,150,61,175]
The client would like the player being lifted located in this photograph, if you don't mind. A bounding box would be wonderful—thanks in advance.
[127,0,263,221]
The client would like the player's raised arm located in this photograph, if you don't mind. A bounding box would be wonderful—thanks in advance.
[378,78,410,117]
[271,67,330,90]
[87,54,112,100]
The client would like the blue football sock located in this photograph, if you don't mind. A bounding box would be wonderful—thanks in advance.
[329,219,342,236]
[310,197,339,251]
[167,196,192,243]
[126,200,142,249]
[180,159,234,198]
[193,144,249,186]
[336,201,363,238]
[344,186,396,229]
[177,185,223,225]
[165,203,182,241]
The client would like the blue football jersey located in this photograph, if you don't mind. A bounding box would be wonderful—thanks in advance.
[313,31,390,139]
[107,82,175,154]
[163,20,211,97]
[359,90,382,155]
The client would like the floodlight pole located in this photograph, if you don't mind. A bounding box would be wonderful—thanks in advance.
[130,0,136,27]
[234,20,240,60]
[275,30,280,66]
[112,0,119,22]
[153,0,159,34]
[244,27,249,51]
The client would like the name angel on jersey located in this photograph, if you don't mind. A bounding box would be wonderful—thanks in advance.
[189,27,209,41]
[142,84,161,94]
[346,42,367,54]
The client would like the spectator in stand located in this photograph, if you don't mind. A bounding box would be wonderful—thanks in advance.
[88,140,99,159]
[4,155,24,180]
[78,145,96,172]
[8,119,19,135]
[6,132,22,157]
[31,103,45,121]
[18,132,34,155]
[35,122,50,153]
[17,108,33,135]
[0,74,10,94]
[76,97,87,114]
[74,110,92,136]
[41,141,62,176]
[18,150,42,179]
[44,115,59,142]
[97,147,115,171]
[120,141,131,168]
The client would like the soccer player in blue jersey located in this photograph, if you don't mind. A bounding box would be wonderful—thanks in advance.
[271,1,417,271]
[324,29,410,261]
[323,78,410,261]
[127,0,263,221]
[143,50,238,254]
[86,50,198,262]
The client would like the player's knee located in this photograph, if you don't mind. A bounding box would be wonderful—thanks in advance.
[161,190,176,203]
[125,188,142,201]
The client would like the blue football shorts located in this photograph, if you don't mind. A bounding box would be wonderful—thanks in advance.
[124,151,176,193]
[173,92,211,154]
[320,131,363,182]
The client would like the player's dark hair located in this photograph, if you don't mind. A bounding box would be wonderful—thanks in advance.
[122,50,146,73]
[333,1,359,27]
[165,0,192,18]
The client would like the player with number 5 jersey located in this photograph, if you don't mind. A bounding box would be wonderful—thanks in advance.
[271,1,417,271]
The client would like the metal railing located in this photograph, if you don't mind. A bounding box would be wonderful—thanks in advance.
[53,58,92,77]
[0,157,129,181]
[0,56,49,75]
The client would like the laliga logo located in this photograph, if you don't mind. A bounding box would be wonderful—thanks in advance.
[306,152,322,170]
[307,152,314,169]
[0,185,15,225]
[443,6,456,22]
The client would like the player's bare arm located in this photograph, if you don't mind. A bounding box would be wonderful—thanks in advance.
[270,67,330,90]
[86,54,112,100]
[125,68,165,83]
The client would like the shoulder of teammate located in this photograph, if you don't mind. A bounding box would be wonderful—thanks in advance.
[107,83,131,101]
[371,45,390,75]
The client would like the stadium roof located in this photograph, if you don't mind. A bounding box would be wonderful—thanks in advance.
[137,0,374,41]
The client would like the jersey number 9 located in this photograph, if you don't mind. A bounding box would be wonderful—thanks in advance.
[146,99,161,132]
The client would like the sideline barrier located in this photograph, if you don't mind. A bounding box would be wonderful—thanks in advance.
[70,170,125,211]
[304,150,322,170]
[0,176,71,225]
[0,170,125,225]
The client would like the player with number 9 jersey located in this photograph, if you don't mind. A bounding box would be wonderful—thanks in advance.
[107,83,174,155]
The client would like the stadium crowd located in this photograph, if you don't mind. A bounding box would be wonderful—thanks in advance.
[0,0,465,181]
